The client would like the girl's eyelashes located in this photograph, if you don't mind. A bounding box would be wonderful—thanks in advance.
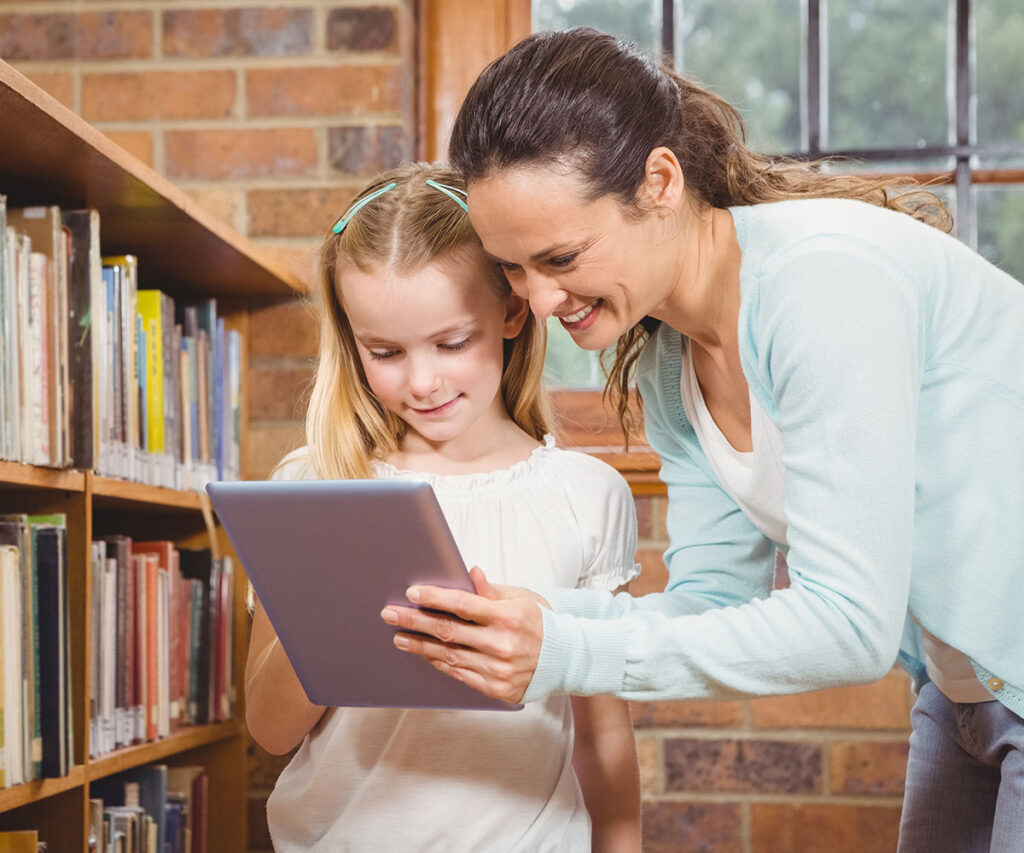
[368,349,399,360]
[440,336,472,352]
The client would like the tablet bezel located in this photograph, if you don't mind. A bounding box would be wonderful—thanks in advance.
[207,478,522,712]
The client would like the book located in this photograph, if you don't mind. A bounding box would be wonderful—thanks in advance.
[0,544,22,787]
[0,515,39,780]
[62,209,103,471]
[32,520,68,777]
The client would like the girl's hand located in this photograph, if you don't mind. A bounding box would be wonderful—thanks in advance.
[380,567,548,704]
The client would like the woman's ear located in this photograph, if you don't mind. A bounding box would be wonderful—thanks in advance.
[503,292,531,339]
[641,146,685,212]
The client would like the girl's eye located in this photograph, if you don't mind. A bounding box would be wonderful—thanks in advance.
[549,253,577,268]
[368,349,399,360]
[440,337,472,352]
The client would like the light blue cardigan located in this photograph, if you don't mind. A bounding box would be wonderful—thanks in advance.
[528,198,1024,718]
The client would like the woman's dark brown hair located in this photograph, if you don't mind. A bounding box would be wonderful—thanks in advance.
[449,27,950,439]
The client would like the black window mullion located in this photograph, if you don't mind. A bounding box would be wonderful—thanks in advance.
[805,0,823,158]
[954,0,975,244]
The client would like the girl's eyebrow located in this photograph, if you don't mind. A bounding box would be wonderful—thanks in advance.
[357,321,476,347]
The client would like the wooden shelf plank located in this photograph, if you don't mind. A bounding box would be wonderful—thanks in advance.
[87,724,242,782]
[0,461,86,492]
[90,475,205,511]
[0,60,307,299]
[0,767,85,812]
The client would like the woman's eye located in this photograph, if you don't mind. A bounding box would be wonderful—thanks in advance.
[495,260,521,274]
[549,253,577,267]
[440,338,471,352]
[368,349,398,360]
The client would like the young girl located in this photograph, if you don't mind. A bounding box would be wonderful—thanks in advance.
[244,163,642,853]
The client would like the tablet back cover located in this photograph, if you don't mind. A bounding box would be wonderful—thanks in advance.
[207,479,521,711]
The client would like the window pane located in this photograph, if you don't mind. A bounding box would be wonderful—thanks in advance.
[676,0,802,153]
[532,0,662,56]
[826,0,948,151]
[976,185,1024,284]
[542,318,607,389]
[975,0,1024,167]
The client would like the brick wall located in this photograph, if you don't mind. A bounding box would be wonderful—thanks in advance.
[631,494,910,852]
[3,5,912,850]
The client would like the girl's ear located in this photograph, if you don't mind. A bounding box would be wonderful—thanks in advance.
[641,146,685,211]
[503,292,531,339]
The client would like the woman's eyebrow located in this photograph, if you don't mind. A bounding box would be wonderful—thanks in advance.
[484,243,577,264]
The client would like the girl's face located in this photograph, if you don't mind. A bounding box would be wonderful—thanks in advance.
[340,246,525,449]
[466,164,675,352]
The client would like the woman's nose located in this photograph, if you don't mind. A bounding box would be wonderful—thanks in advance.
[523,272,567,320]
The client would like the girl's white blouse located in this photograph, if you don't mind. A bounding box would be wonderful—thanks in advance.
[265,438,639,852]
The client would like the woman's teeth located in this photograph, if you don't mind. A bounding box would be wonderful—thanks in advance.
[562,301,597,323]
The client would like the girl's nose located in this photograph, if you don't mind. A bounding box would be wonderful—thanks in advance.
[407,359,441,397]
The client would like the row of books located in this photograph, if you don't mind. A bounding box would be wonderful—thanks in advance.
[89,763,208,853]
[0,514,72,787]
[90,541,235,759]
[0,196,242,489]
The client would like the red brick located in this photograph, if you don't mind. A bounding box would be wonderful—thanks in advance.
[249,299,319,360]
[635,493,668,541]
[665,738,822,794]
[631,698,744,729]
[751,669,913,730]
[635,734,661,795]
[104,131,154,168]
[642,802,743,853]
[82,71,235,122]
[0,11,152,60]
[245,423,306,481]
[751,803,902,853]
[829,739,909,795]
[26,71,74,109]
[185,188,243,232]
[629,547,668,597]
[254,244,320,294]
[165,129,318,180]
[248,187,366,239]
[249,362,315,421]
[247,65,403,118]
[327,6,399,53]
[328,124,409,174]
[163,8,312,58]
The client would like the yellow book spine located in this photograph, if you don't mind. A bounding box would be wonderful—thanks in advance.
[136,291,165,455]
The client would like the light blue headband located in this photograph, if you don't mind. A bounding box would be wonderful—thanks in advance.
[332,179,469,235]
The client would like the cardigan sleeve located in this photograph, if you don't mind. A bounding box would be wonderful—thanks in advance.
[525,241,919,702]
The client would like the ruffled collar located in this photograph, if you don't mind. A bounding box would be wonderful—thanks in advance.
[373,434,558,493]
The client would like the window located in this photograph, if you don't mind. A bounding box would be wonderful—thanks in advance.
[533,0,1024,389]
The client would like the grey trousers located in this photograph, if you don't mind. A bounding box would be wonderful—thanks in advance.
[898,681,1024,853]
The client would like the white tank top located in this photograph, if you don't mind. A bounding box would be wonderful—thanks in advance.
[679,339,991,703]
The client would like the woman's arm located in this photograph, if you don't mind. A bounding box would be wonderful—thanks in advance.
[245,599,327,754]
[571,694,641,853]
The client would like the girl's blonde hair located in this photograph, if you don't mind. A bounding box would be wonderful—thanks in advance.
[304,162,550,480]
[450,28,953,440]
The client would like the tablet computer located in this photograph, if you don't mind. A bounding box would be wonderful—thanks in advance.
[206,479,522,712]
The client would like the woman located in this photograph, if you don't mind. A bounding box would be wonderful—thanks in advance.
[379,28,1024,850]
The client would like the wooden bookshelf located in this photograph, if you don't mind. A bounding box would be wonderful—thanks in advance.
[0,58,299,853]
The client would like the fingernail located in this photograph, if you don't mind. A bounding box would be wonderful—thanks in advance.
[407,586,421,603]
[381,608,398,624]
[394,635,409,650]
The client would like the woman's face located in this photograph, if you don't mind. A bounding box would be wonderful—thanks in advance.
[467,164,673,352]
